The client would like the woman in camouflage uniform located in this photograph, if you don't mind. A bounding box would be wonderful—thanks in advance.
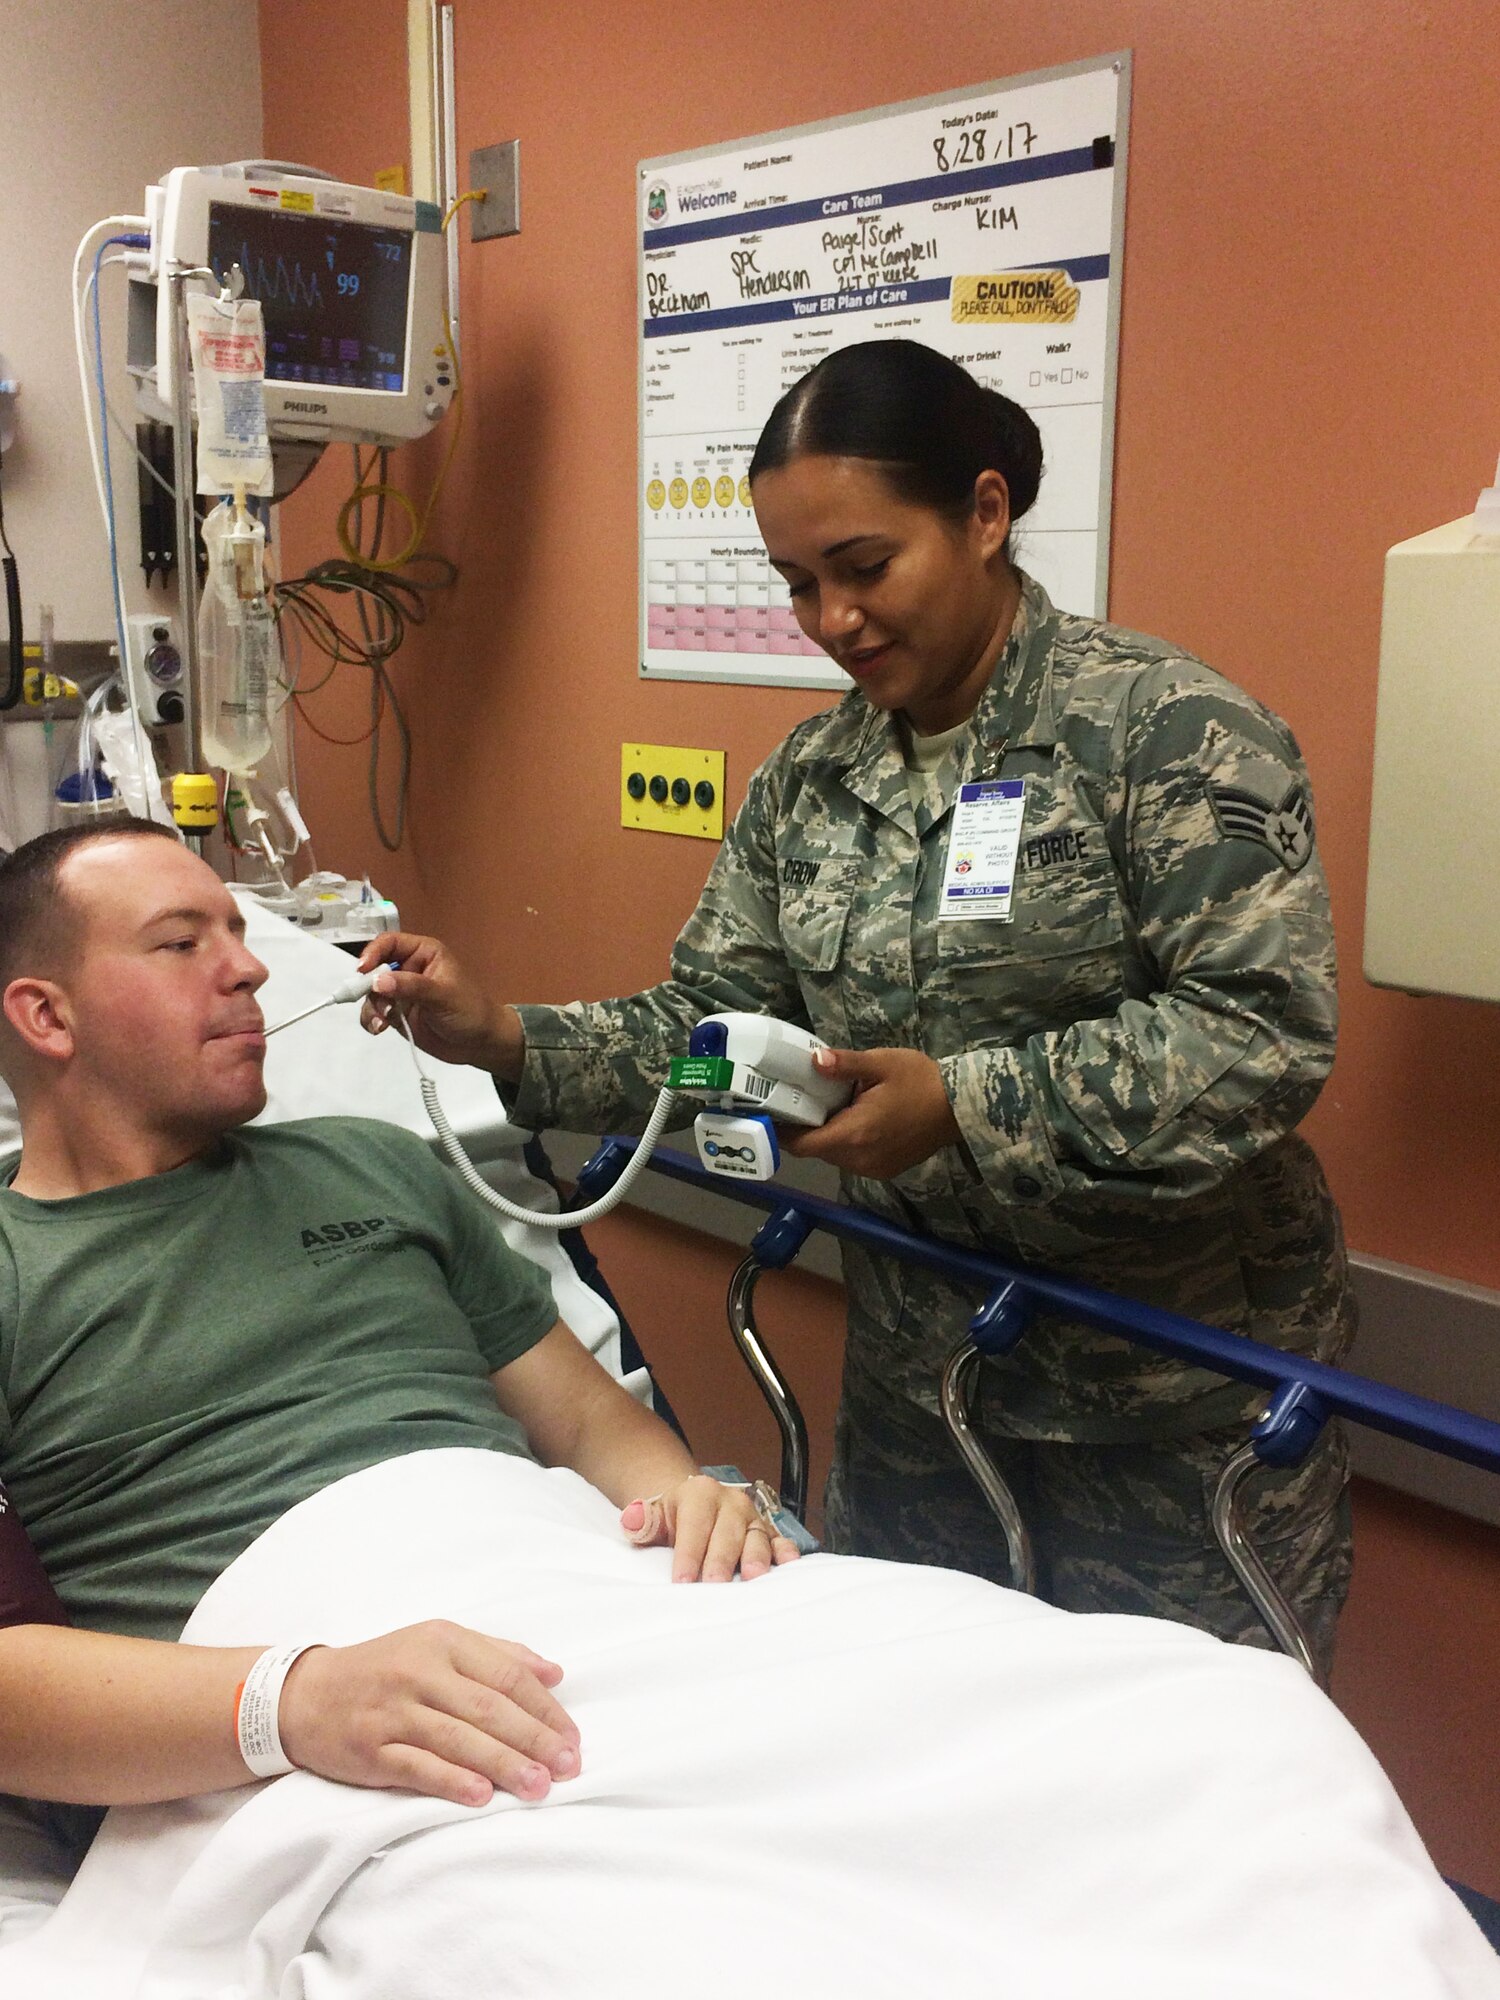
[365,342,1354,1676]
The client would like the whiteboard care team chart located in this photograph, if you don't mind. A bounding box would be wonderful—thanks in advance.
[637,56,1130,688]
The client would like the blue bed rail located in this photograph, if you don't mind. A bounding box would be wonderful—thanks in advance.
[575,1138,1500,1481]
[575,1137,1500,1933]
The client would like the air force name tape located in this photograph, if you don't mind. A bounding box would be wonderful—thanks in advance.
[1207,779,1315,873]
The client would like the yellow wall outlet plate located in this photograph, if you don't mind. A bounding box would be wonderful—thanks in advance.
[621,744,726,840]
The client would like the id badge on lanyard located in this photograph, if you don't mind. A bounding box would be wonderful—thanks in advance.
[938,778,1027,922]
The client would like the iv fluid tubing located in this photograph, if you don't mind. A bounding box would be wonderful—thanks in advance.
[71,219,148,539]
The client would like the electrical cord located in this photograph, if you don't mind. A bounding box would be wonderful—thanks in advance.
[331,189,482,571]
[90,234,160,809]
[0,441,22,711]
[261,972,681,1230]
[399,1010,681,1229]
[80,252,176,505]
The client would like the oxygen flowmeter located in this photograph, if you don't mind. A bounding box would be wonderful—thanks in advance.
[668,1014,853,1180]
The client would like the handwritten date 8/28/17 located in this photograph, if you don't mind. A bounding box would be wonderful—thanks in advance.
[932,121,1037,174]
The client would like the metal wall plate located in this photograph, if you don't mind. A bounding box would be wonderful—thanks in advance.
[468,142,521,241]
[620,742,725,840]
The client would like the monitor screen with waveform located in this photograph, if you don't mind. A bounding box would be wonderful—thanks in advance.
[208,203,413,393]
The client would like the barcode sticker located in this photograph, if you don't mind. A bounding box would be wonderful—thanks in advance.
[220,377,268,443]
[737,1069,772,1101]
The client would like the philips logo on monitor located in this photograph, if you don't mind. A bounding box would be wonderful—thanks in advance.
[283,399,330,414]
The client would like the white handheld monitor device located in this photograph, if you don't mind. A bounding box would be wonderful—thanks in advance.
[668,1014,854,1180]
[145,164,455,448]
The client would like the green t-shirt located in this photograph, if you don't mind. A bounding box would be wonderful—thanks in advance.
[0,1117,557,1640]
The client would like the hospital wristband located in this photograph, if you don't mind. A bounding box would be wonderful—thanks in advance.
[234,1643,320,1779]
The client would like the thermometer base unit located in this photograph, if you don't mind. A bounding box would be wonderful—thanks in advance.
[694,1110,780,1179]
[667,1013,853,1181]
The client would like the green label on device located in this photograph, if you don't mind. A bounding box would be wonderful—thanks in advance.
[668,1055,735,1093]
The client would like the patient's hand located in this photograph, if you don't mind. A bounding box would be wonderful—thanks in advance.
[278,1620,581,1808]
[621,1474,801,1583]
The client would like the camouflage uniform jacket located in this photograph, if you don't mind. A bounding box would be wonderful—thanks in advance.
[512,576,1355,1440]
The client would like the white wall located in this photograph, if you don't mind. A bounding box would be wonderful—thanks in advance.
[0,0,263,642]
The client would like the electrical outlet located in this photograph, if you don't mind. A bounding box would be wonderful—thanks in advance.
[621,744,725,841]
[468,142,521,241]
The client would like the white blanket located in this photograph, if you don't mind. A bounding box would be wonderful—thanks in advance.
[3,1448,1495,2000]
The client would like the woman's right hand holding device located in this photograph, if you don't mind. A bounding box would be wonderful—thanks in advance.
[357,931,526,1083]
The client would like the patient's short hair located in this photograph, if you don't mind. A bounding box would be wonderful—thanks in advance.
[0,819,181,991]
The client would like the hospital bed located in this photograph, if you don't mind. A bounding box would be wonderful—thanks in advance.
[576,1133,1500,1947]
[4,911,1500,1992]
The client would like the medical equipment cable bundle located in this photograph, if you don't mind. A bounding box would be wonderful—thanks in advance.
[273,481,458,852]
[70,220,170,813]
[279,187,477,847]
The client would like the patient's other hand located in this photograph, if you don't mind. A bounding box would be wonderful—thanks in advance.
[356,931,525,1082]
[621,1474,801,1583]
[277,1620,580,1808]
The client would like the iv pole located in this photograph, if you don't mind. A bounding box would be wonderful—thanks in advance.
[167,266,207,780]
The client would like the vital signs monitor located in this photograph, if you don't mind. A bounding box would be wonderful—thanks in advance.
[142,164,455,448]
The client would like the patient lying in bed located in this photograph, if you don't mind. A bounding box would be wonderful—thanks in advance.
[0,827,796,1865]
[0,823,1496,1999]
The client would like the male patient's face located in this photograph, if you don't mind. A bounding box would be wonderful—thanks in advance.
[56,838,270,1134]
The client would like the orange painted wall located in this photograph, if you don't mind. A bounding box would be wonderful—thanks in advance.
[259,0,1500,1291]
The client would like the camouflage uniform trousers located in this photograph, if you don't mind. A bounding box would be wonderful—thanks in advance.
[823,1357,1353,1683]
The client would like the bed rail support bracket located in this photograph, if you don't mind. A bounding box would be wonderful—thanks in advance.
[968,1280,1032,1358]
[940,1337,1038,1595]
[751,1206,814,1270]
[1250,1380,1330,1468]
[1211,1381,1332,1689]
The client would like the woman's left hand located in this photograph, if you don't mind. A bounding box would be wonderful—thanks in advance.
[620,1475,801,1582]
[782,1047,962,1179]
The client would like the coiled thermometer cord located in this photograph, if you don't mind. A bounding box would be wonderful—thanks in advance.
[266,968,677,1230]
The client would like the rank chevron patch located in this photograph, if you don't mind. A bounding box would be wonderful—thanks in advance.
[1206,779,1315,873]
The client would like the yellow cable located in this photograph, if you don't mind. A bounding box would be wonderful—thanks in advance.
[441,188,488,232]
[334,190,487,571]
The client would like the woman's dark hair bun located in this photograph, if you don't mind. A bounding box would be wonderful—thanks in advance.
[978,385,1042,519]
[749,339,1043,532]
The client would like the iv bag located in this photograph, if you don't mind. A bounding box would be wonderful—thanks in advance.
[186,294,274,499]
[199,500,276,772]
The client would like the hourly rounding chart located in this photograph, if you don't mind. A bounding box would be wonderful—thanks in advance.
[638,54,1131,689]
